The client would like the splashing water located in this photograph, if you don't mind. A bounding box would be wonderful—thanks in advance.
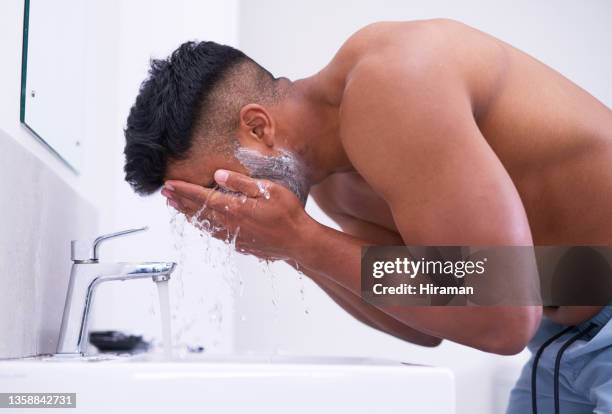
[298,273,310,315]
[166,205,231,354]
[262,260,279,308]
[165,198,247,353]
[165,162,312,354]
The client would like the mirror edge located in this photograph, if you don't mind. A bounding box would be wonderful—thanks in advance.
[19,0,80,175]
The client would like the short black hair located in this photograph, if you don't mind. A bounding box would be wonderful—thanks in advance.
[124,41,276,195]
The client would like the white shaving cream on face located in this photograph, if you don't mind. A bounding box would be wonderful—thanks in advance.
[234,148,310,204]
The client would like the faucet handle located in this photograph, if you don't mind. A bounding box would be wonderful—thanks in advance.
[71,226,148,262]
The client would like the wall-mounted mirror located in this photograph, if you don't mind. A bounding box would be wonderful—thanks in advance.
[20,0,87,172]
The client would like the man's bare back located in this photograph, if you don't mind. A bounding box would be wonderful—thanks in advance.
[309,19,612,326]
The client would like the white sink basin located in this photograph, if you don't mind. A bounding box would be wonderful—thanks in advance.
[0,355,454,413]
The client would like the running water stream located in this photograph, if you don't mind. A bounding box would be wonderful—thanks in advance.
[156,279,172,357]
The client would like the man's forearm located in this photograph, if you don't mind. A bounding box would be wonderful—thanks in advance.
[291,261,441,346]
[293,221,542,355]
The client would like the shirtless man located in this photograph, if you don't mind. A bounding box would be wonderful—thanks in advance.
[124,20,612,412]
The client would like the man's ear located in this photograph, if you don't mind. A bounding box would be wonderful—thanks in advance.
[238,104,275,148]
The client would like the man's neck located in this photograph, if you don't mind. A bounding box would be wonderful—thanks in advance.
[277,76,352,184]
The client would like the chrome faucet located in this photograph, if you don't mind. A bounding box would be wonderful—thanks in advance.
[57,227,176,355]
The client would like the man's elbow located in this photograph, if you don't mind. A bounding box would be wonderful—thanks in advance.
[423,336,443,347]
[395,329,443,347]
[412,335,443,348]
[481,306,542,355]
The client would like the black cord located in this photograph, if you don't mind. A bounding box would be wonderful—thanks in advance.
[531,326,575,414]
[553,323,596,414]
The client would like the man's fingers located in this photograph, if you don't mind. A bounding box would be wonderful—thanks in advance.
[194,185,254,213]
[164,179,256,215]
[166,180,231,210]
[166,194,200,216]
[165,180,213,205]
[214,169,266,198]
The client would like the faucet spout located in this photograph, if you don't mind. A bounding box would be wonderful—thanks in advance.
[57,261,176,355]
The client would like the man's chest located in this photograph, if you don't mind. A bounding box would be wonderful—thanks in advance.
[310,172,399,235]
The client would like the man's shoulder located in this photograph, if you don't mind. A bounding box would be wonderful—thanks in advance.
[313,20,469,106]
[337,18,490,117]
[341,18,469,63]
[335,20,484,159]
[338,20,464,119]
[344,19,466,50]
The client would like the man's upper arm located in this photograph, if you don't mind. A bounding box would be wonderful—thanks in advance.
[340,56,532,246]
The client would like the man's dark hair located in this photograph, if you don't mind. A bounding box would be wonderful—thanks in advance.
[124,41,278,195]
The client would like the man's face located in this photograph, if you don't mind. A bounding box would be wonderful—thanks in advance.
[165,146,310,204]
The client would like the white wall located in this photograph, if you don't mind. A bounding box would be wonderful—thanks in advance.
[236,1,612,414]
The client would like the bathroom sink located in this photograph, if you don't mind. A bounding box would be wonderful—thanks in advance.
[0,354,454,413]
